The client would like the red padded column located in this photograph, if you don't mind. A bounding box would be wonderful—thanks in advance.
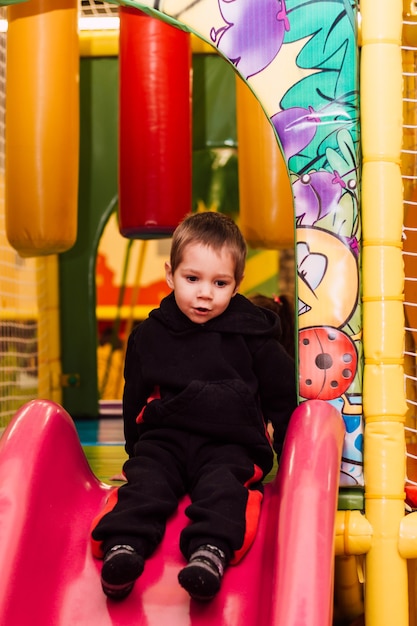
[118,9,192,238]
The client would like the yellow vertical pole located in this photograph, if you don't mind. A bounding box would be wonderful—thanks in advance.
[36,256,62,404]
[408,559,417,626]
[361,1,409,625]
[334,555,364,623]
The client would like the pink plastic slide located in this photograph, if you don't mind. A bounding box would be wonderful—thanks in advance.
[0,398,344,625]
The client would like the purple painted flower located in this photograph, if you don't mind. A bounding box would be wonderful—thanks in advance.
[293,170,344,226]
[211,0,289,79]
[271,106,320,159]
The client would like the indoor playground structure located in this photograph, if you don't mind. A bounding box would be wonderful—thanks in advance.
[1,0,417,624]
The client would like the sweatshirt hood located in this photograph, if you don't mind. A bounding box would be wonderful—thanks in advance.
[149,292,282,340]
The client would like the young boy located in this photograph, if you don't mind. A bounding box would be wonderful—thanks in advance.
[91,211,297,602]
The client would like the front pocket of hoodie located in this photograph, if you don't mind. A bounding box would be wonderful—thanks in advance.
[142,379,264,438]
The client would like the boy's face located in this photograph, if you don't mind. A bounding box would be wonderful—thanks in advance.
[165,242,240,324]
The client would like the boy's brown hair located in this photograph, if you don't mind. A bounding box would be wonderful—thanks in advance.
[170,212,247,283]
[249,293,295,358]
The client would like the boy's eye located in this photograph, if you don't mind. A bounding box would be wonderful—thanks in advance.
[186,276,198,282]
[215,280,227,287]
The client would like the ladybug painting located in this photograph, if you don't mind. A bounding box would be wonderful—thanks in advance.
[299,326,357,400]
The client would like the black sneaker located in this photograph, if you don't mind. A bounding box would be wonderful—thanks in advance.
[101,544,144,600]
[178,544,226,601]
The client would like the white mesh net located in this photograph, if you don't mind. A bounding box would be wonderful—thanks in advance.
[402,10,417,484]
[0,13,38,428]
[81,1,119,15]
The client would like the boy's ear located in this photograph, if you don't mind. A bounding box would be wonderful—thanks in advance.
[165,262,174,289]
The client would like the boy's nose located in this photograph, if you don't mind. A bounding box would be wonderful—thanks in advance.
[197,283,213,298]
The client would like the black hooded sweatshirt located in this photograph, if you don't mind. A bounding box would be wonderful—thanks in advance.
[123,292,297,476]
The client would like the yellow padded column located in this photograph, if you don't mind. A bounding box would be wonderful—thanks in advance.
[5,0,79,257]
[361,1,408,624]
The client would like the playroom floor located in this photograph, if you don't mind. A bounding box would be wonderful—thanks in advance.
[74,417,128,485]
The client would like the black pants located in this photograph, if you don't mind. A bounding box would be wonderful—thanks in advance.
[91,429,264,564]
